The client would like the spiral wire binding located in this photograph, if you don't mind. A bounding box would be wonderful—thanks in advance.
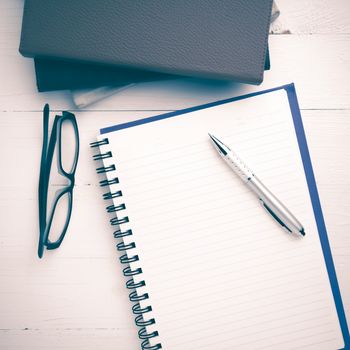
[91,138,161,350]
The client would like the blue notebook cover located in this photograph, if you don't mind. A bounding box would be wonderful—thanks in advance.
[100,83,349,349]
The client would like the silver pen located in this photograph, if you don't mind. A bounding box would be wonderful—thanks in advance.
[209,134,305,236]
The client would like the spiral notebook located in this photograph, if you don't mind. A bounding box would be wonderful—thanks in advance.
[90,84,349,350]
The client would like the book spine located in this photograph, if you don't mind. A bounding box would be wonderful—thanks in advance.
[90,138,161,350]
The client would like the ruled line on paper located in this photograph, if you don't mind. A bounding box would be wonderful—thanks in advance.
[214,327,335,350]
[146,265,323,316]
[155,281,326,323]
[123,166,298,209]
[123,167,298,208]
[128,207,301,249]
[258,337,337,350]
[158,277,324,312]
[171,319,335,349]
[115,119,287,167]
[127,190,303,236]
[139,226,312,273]
[142,250,320,288]
[139,222,305,266]
[117,140,290,184]
[167,309,333,345]
[116,151,294,202]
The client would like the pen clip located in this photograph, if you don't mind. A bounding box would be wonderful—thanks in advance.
[259,199,292,233]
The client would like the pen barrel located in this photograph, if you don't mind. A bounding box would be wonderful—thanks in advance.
[247,176,303,234]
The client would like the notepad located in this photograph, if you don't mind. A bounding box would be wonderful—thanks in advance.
[91,84,349,349]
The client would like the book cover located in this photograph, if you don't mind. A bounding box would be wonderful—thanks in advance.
[20,0,272,85]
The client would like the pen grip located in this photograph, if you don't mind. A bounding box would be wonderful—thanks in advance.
[226,152,254,182]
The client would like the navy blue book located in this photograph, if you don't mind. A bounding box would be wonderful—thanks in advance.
[90,84,349,349]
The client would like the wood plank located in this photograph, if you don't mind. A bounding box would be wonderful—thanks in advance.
[0,329,140,350]
[278,0,350,34]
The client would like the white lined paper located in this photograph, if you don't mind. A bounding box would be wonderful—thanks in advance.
[99,89,344,349]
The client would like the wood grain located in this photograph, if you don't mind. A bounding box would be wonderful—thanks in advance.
[278,0,350,34]
[0,0,349,349]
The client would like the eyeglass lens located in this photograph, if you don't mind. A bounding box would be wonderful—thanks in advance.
[59,118,79,175]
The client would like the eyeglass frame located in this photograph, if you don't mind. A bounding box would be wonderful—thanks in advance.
[38,104,79,258]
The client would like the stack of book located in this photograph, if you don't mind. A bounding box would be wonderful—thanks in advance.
[19,0,273,106]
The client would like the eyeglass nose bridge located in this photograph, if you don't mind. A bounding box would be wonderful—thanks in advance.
[63,172,75,187]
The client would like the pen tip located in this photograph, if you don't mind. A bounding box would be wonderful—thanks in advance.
[300,228,306,236]
[208,133,229,155]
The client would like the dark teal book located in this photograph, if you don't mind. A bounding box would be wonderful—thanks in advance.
[34,58,177,92]
[20,0,272,86]
[33,46,269,92]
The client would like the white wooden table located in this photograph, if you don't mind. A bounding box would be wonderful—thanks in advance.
[0,1,349,349]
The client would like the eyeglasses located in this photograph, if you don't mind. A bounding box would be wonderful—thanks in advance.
[38,104,79,258]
